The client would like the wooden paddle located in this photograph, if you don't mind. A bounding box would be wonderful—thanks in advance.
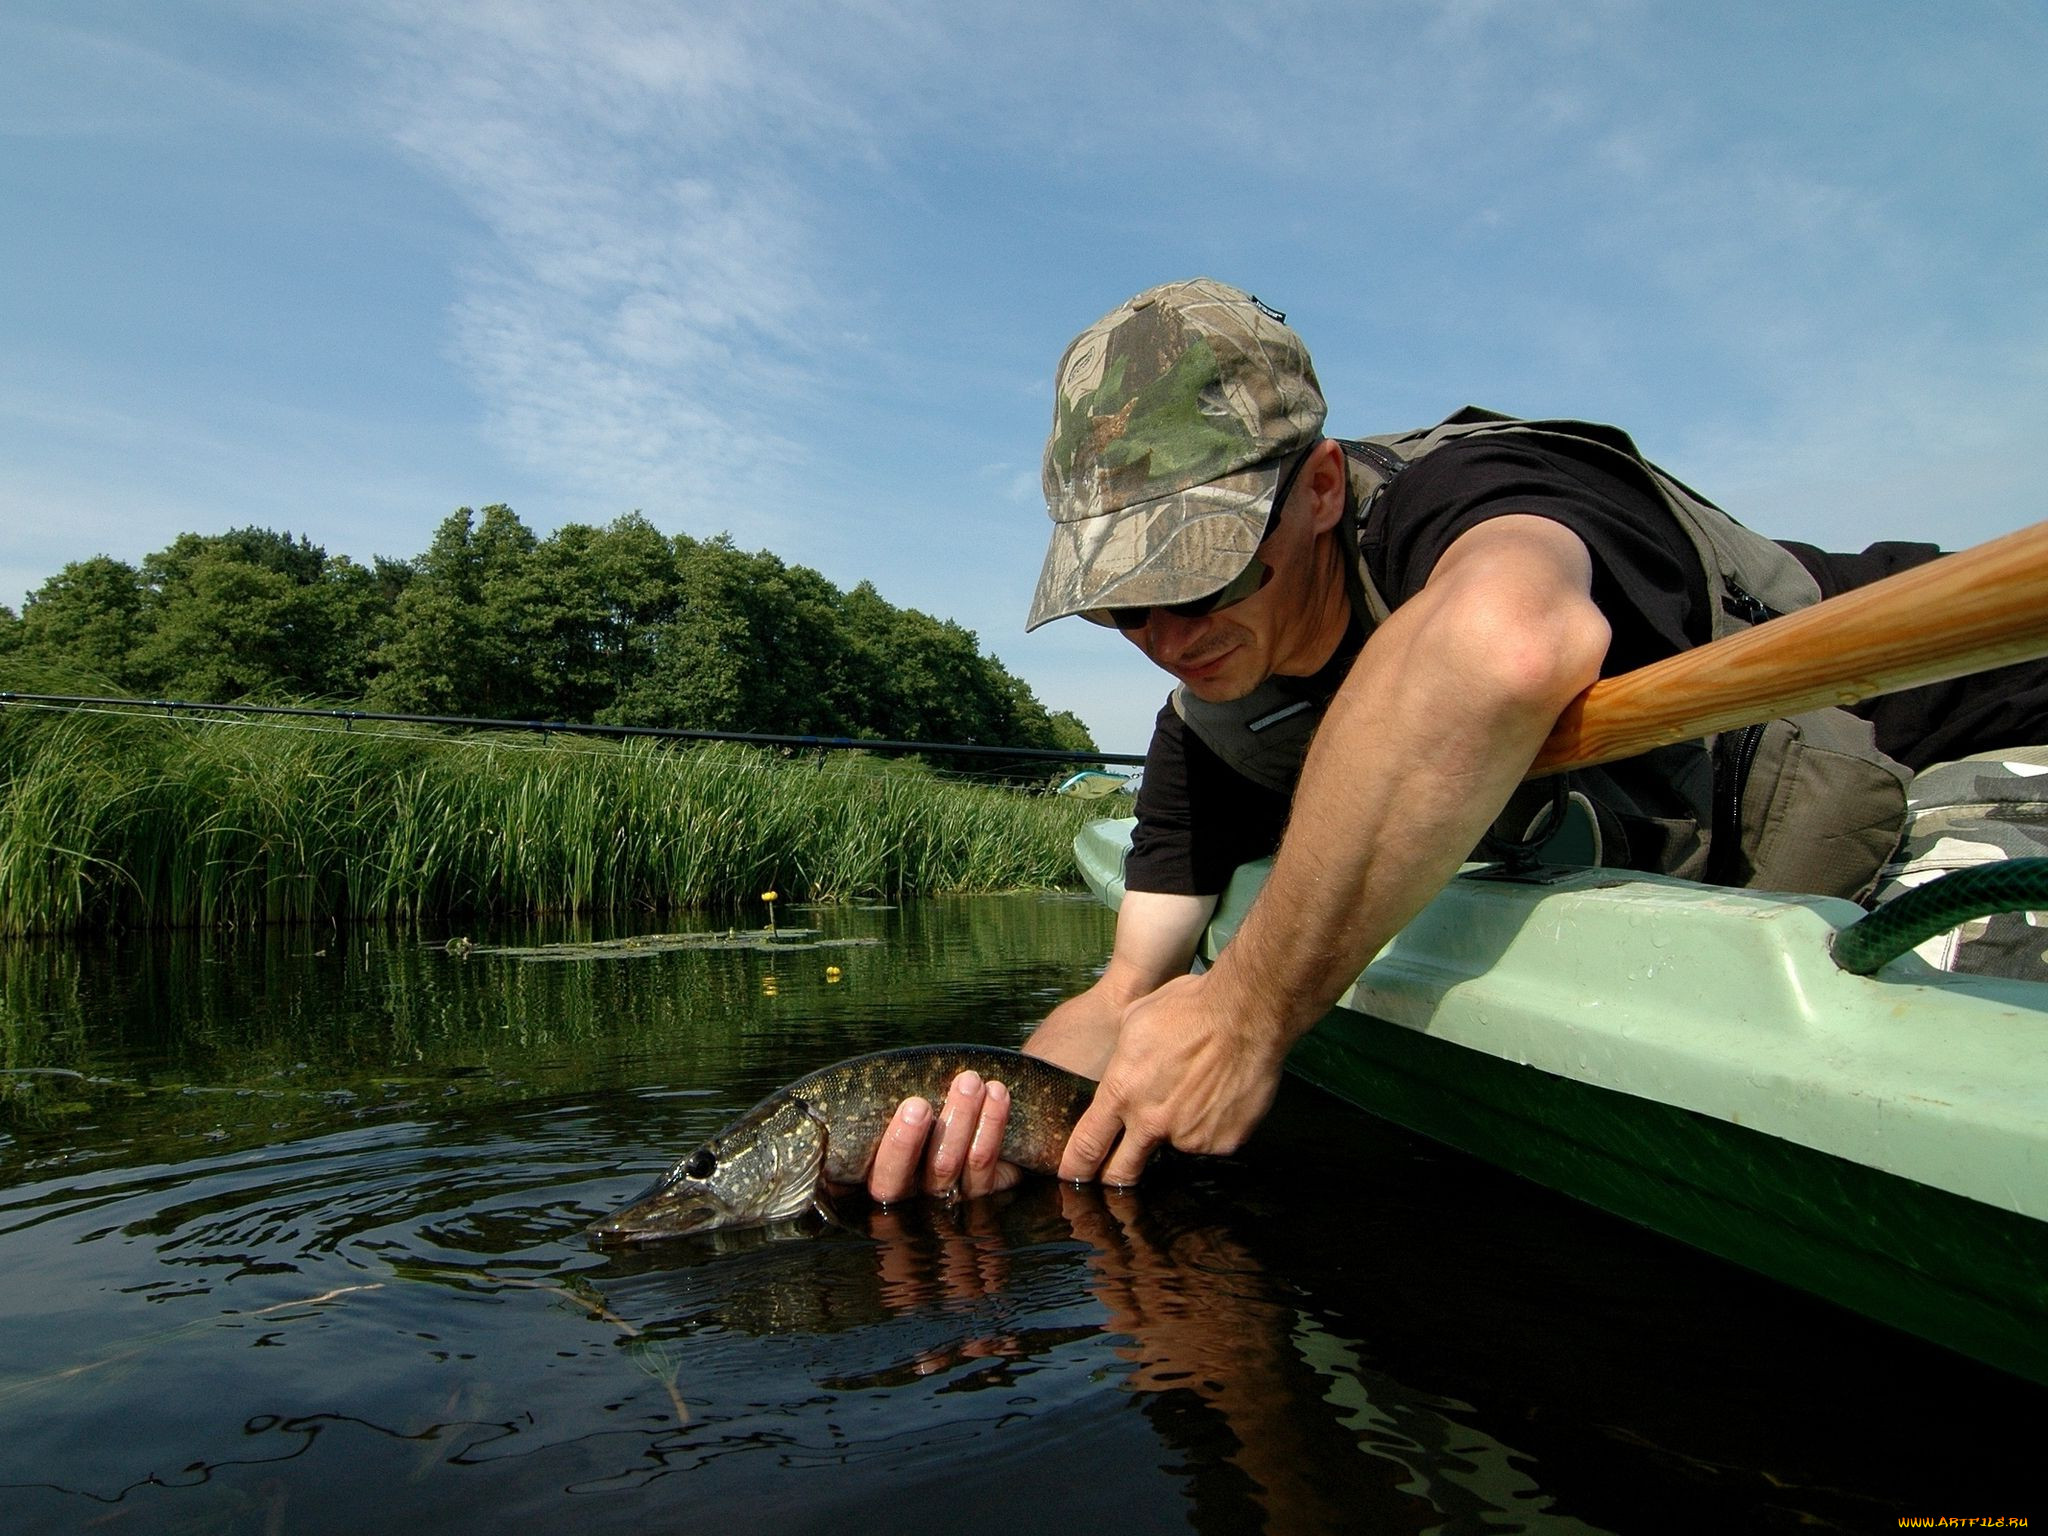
[1527,518,2048,778]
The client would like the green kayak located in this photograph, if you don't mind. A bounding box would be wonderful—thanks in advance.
[1073,817,2048,1386]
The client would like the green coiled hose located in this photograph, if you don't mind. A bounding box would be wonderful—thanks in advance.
[1831,857,2048,975]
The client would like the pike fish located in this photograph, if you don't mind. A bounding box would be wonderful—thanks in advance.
[586,1044,1096,1244]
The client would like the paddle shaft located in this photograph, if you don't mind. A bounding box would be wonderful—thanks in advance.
[1527,518,2048,778]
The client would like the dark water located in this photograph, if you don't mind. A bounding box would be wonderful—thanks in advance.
[1,894,2039,1534]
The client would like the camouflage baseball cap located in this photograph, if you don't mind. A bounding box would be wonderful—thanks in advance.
[1025,277,1327,631]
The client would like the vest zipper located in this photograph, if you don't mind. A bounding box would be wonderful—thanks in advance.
[1720,578,1777,628]
[1710,722,1768,885]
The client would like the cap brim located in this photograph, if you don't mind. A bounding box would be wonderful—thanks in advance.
[1024,455,1288,631]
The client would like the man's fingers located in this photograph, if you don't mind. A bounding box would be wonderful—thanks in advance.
[867,1096,933,1203]
[1059,1089,1160,1186]
[923,1070,986,1197]
[1058,1100,1125,1183]
[1101,1128,1157,1189]
[869,1072,1033,1206]
[960,1078,1014,1198]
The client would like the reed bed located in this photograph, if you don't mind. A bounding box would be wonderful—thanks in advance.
[0,705,1113,935]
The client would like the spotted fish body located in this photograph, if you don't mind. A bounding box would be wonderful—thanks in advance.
[586,1045,1096,1244]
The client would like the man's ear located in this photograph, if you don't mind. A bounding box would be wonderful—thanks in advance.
[1302,438,1348,535]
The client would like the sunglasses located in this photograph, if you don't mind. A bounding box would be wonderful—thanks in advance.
[1080,445,1314,631]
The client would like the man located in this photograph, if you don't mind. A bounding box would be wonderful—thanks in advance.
[866,277,2048,1203]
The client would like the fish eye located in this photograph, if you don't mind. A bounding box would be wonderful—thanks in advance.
[685,1148,716,1179]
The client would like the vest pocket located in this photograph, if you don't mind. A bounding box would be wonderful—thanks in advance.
[1739,711,1911,901]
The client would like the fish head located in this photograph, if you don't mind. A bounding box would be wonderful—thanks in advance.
[586,1099,829,1245]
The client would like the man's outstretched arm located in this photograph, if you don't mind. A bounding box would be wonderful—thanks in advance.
[1060,514,1611,1184]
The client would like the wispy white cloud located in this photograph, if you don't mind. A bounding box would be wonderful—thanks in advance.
[3,0,2040,749]
[330,3,922,536]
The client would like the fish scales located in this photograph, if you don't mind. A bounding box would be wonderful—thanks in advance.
[793,1045,1094,1181]
[587,1044,1095,1244]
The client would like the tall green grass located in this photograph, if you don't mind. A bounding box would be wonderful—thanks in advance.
[0,706,1116,935]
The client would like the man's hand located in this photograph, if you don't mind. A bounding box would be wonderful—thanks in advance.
[861,890,1215,1205]
[865,1069,1020,1204]
[1056,969,1287,1186]
[859,1009,1122,1203]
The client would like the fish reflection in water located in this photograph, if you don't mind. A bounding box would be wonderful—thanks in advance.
[585,1176,1532,1532]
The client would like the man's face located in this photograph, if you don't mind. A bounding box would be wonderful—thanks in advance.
[1117,442,1350,702]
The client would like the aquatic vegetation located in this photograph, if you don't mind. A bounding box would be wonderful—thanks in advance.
[458,930,885,961]
[0,705,1109,934]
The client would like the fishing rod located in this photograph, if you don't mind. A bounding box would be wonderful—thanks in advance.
[0,691,1148,768]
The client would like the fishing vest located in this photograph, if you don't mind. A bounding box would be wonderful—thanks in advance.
[1171,408,1911,901]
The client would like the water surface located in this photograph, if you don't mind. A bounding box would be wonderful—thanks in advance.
[1,895,2038,1533]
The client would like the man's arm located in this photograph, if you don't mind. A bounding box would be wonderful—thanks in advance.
[1061,513,1611,1184]
[863,889,1215,1202]
[1025,888,1219,1074]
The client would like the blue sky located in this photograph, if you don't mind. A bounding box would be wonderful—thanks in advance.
[3,2,2043,753]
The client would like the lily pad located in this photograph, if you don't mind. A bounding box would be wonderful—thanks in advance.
[459,931,885,962]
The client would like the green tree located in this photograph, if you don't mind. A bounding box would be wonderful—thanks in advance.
[832,580,902,736]
[2,508,1095,765]
[530,515,680,721]
[615,536,844,734]
[126,529,378,701]
[836,582,1038,746]
[12,555,147,685]
[370,505,542,718]
[315,553,405,699]
[1042,708,1096,756]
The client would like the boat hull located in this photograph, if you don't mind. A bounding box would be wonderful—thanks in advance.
[1072,817,2048,1384]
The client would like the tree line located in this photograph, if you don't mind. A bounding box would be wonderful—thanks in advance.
[0,506,1095,758]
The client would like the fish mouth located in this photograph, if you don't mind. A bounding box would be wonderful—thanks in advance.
[585,1178,734,1246]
